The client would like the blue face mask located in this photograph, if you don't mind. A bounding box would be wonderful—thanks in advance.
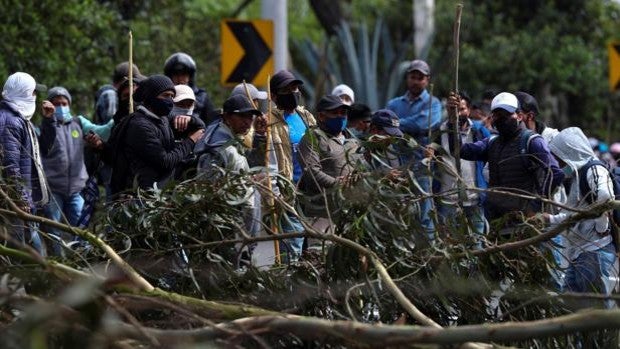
[323,117,348,135]
[54,105,72,123]
[562,165,574,178]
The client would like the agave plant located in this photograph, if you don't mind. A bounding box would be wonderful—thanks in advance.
[292,19,415,110]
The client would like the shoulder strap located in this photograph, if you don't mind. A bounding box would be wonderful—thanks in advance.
[520,129,540,155]
[578,159,607,203]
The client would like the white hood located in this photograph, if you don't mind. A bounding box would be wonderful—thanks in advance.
[548,127,595,172]
[2,72,37,119]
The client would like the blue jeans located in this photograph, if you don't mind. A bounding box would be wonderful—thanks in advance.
[438,204,486,250]
[280,211,304,262]
[8,206,46,257]
[414,174,435,242]
[44,192,84,256]
[565,243,617,309]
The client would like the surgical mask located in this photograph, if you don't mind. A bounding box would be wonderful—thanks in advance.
[349,127,367,139]
[323,117,347,135]
[494,117,519,138]
[170,105,194,117]
[276,92,300,110]
[54,105,72,123]
[148,97,174,116]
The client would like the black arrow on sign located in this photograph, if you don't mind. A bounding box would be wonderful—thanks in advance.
[226,21,272,84]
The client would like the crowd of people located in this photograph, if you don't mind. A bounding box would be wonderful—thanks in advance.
[0,53,618,308]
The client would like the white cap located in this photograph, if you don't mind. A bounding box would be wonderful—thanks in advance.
[331,84,355,104]
[491,92,519,113]
[231,83,268,100]
[173,84,196,103]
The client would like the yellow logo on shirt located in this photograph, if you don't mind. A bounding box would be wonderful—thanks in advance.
[72,130,80,138]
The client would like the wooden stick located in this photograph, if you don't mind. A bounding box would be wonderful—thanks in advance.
[265,78,282,264]
[242,80,281,265]
[452,4,463,178]
[129,31,134,114]
[452,4,466,204]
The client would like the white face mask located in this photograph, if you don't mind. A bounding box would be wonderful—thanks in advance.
[170,105,194,117]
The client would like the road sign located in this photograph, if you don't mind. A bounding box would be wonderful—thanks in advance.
[609,41,620,92]
[221,19,274,87]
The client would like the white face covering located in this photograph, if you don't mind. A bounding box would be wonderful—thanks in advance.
[170,105,194,117]
[2,72,37,119]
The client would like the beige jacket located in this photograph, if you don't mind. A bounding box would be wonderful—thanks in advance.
[268,106,316,181]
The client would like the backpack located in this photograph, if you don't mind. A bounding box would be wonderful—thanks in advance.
[577,159,620,250]
[488,129,543,189]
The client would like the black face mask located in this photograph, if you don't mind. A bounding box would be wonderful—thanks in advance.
[147,96,174,116]
[115,99,129,120]
[494,117,519,138]
[276,92,300,110]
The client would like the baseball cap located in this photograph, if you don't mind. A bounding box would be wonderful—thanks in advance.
[173,84,196,103]
[406,59,430,75]
[491,92,519,113]
[331,84,355,104]
[514,91,539,115]
[371,109,403,137]
[223,95,261,116]
[316,95,351,112]
[270,70,303,92]
[348,103,372,121]
[231,83,268,100]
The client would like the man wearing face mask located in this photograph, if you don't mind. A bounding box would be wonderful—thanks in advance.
[164,52,217,125]
[261,70,316,261]
[107,75,204,195]
[459,92,564,223]
[298,95,361,233]
[38,86,89,256]
[436,91,491,249]
[346,103,372,140]
[0,72,49,254]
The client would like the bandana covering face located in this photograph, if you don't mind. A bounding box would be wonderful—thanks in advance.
[2,72,37,119]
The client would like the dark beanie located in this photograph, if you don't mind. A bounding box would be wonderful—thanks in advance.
[134,74,175,104]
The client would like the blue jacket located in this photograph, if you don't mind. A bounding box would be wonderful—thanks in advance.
[39,116,88,196]
[0,101,43,207]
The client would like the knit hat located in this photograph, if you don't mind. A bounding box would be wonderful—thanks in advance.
[134,75,175,104]
[47,86,72,105]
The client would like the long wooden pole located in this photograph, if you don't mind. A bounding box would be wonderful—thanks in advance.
[452,4,463,178]
[129,31,134,114]
[242,80,281,265]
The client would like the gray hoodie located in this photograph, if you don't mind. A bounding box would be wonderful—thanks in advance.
[548,127,613,260]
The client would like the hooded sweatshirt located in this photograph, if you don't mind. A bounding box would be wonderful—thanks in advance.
[548,127,613,260]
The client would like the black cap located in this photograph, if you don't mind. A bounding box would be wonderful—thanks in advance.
[371,109,403,137]
[316,95,351,112]
[349,103,372,121]
[223,95,261,116]
[270,70,303,92]
[514,91,539,116]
